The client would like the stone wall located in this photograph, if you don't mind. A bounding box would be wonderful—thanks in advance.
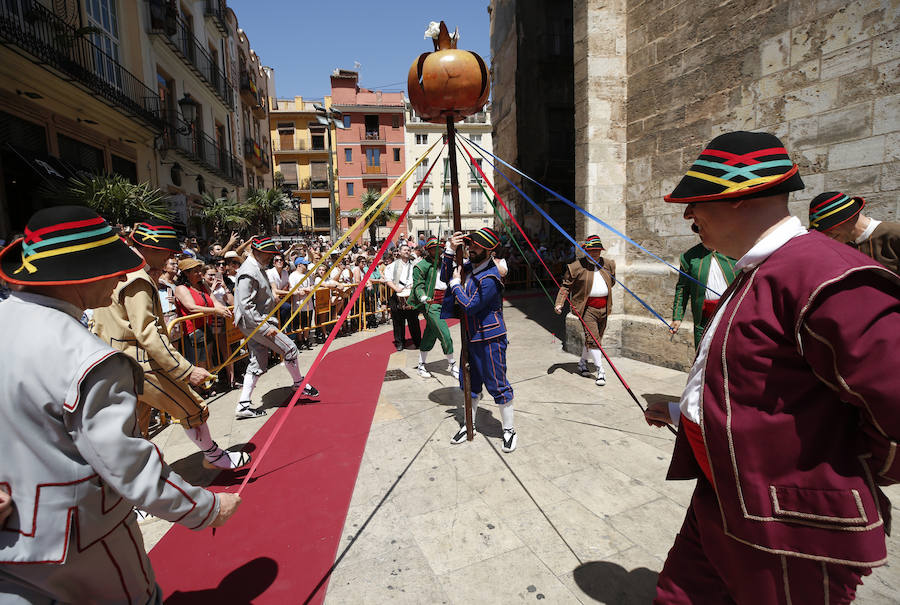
[621,0,900,370]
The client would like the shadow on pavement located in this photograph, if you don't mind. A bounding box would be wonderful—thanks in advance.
[573,560,659,604]
[504,289,565,341]
[168,443,256,488]
[547,361,588,376]
[164,556,278,604]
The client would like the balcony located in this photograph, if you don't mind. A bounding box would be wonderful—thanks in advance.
[361,130,384,144]
[0,0,163,132]
[160,116,243,186]
[297,178,329,193]
[147,0,234,109]
[273,140,327,154]
[239,70,265,115]
[361,162,387,175]
[203,0,228,36]
[243,137,265,168]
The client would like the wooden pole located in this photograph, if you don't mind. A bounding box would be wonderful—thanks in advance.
[445,115,474,441]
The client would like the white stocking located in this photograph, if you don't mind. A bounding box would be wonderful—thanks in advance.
[419,350,428,365]
[579,345,589,364]
[238,372,260,408]
[589,348,605,376]
[184,423,217,455]
[284,356,303,384]
[498,400,514,431]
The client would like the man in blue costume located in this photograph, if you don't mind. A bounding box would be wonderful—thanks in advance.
[441,228,516,453]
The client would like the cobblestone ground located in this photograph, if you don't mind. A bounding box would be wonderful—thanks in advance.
[143,295,900,604]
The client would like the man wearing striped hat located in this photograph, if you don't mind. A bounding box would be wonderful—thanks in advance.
[554,235,616,385]
[232,236,319,419]
[0,207,240,603]
[808,191,900,274]
[410,235,458,379]
[92,219,249,470]
[442,227,517,452]
[643,131,900,603]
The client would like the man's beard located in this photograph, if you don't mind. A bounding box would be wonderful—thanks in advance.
[469,249,488,264]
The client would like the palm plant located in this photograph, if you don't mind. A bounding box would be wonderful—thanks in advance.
[199,192,249,238]
[243,187,297,234]
[45,175,173,226]
[352,188,400,245]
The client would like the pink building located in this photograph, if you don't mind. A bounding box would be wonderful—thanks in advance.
[331,70,408,244]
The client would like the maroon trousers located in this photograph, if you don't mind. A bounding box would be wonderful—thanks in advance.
[655,479,870,604]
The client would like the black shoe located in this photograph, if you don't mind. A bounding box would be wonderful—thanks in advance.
[502,428,517,453]
[236,403,267,420]
[296,383,319,398]
[450,425,475,444]
[395,343,404,352]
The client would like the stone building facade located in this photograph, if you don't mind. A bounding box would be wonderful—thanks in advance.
[493,0,899,370]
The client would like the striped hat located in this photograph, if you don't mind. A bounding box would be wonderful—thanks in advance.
[0,206,143,285]
[424,235,440,249]
[808,192,865,232]
[583,235,604,251]
[464,227,500,250]
[665,131,804,203]
[132,219,180,253]
[250,236,280,253]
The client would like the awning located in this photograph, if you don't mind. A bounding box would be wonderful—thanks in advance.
[4,144,80,184]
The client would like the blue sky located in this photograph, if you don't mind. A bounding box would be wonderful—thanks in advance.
[228,0,491,101]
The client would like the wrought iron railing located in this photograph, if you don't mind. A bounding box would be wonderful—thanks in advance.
[160,115,244,186]
[0,0,162,131]
[203,0,228,35]
[147,0,234,108]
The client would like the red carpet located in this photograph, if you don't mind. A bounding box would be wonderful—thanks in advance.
[150,328,401,605]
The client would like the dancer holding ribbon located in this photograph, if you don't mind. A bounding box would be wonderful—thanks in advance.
[411,235,458,379]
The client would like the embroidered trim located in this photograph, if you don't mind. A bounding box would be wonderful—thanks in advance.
[723,525,887,567]
[769,485,867,525]
[781,555,792,605]
[880,441,897,477]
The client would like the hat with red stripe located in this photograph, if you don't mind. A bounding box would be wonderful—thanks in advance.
[464,227,500,250]
[424,235,440,250]
[665,131,804,203]
[0,206,143,285]
[132,219,180,253]
[808,192,865,232]
[583,235,604,251]
[250,236,280,253]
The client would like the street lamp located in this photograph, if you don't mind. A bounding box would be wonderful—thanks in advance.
[314,103,347,243]
[177,93,199,134]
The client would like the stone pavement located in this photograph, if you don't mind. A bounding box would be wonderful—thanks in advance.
[142,294,900,604]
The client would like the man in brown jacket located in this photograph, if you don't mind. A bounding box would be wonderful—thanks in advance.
[809,191,900,273]
[554,235,616,386]
[92,220,249,470]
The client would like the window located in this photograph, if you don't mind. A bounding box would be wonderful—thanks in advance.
[311,132,325,150]
[415,163,428,183]
[344,148,352,162]
[364,115,379,139]
[442,189,452,213]
[57,134,104,173]
[416,187,430,214]
[443,158,450,184]
[470,188,484,213]
[111,155,137,183]
[86,0,121,89]
[280,162,298,187]
[393,148,400,162]
[470,134,482,144]
[365,148,380,166]
[415,134,427,145]
[342,115,351,129]
[347,182,354,196]
[392,114,401,128]
[469,158,483,181]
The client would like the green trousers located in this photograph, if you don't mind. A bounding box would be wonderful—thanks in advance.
[420,302,453,354]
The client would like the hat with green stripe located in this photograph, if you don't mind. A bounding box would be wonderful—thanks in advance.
[424,235,440,250]
[132,219,180,253]
[250,236,280,253]
[583,235,604,251]
[665,131,804,203]
[464,227,500,250]
[808,192,865,232]
[0,206,144,285]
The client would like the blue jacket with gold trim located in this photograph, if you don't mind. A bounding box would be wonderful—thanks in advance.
[439,252,506,342]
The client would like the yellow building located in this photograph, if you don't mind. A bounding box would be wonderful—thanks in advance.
[0,0,161,237]
[266,88,337,236]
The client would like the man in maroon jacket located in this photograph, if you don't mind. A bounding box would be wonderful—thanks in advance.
[644,131,900,603]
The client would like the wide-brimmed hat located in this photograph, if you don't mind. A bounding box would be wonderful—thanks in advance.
[178,258,204,272]
[583,235,604,251]
[465,227,500,250]
[424,235,440,250]
[131,219,180,253]
[223,250,241,260]
[250,236,280,253]
[0,206,143,286]
[665,131,804,203]
[808,191,865,232]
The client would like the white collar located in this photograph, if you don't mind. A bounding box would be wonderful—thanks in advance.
[856,218,881,243]
[12,291,84,319]
[472,258,492,274]
[735,216,807,272]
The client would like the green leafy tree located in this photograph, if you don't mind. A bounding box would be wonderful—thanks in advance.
[46,175,173,226]
[351,188,400,246]
[243,187,297,234]
[199,192,249,238]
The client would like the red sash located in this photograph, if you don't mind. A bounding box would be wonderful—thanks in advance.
[587,296,607,309]
[432,289,445,304]
[701,299,719,322]
[682,416,713,484]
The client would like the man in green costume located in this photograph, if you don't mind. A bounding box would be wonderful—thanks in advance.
[410,236,458,379]
[671,242,737,348]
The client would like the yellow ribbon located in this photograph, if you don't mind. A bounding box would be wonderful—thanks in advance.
[685,170,783,194]
[15,234,121,275]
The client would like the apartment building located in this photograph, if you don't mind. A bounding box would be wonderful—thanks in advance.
[330,69,407,245]
[234,18,271,193]
[267,90,334,236]
[404,102,493,239]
